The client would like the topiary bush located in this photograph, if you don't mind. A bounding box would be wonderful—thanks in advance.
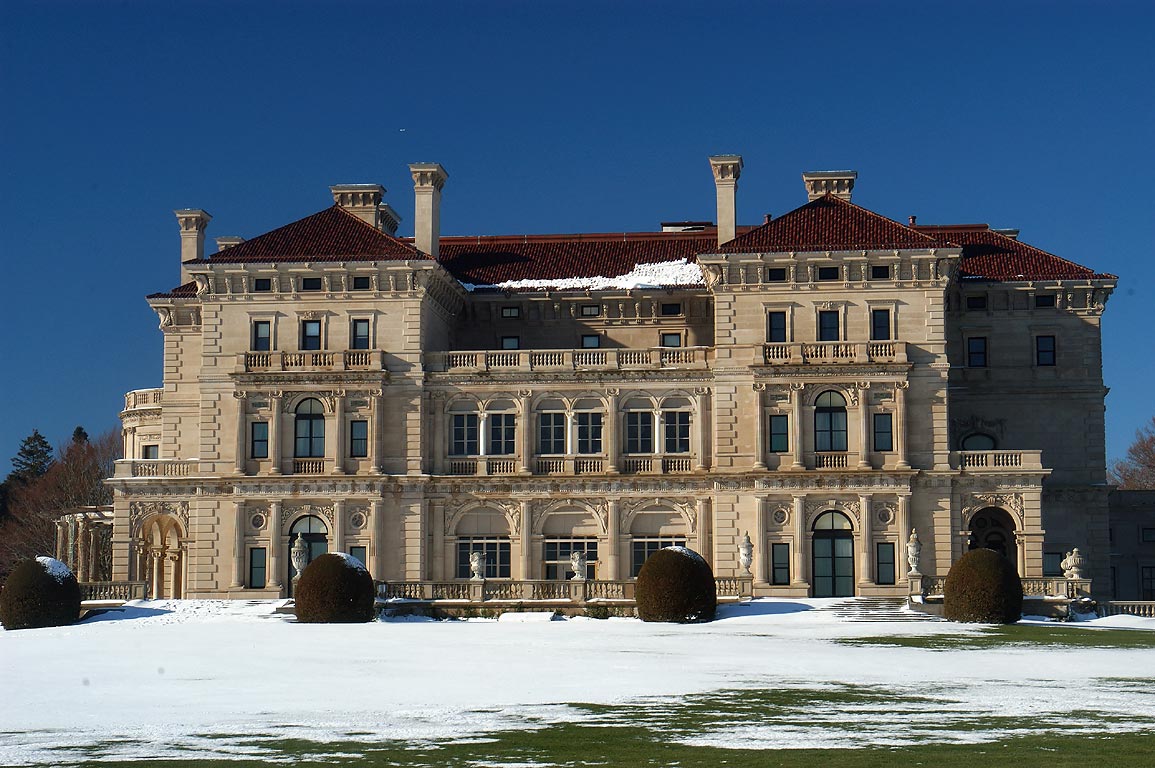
[294,552,376,623]
[943,548,1023,624]
[0,556,82,630]
[635,546,717,623]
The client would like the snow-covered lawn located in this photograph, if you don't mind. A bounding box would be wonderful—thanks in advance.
[1,598,1153,765]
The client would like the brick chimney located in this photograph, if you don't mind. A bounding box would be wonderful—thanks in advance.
[802,171,857,202]
[174,209,212,285]
[409,162,448,259]
[709,155,743,246]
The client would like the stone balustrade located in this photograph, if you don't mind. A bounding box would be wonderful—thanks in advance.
[292,459,326,475]
[761,341,908,366]
[376,576,753,605]
[426,346,711,374]
[239,349,385,372]
[950,450,1045,471]
[114,459,198,478]
[918,575,1091,599]
[80,581,147,602]
[123,388,163,410]
[1099,601,1155,618]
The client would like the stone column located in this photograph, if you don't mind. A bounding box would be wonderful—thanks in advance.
[372,391,385,474]
[269,395,283,474]
[754,496,767,583]
[606,499,621,579]
[857,387,871,469]
[695,388,710,471]
[168,550,182,599]
[895,382,910,469]
[519,392,533,475]
[55,521,66,564]
[605,390,620,474]
[1016,532,1027,576]
[696,498,712,565]
[333,500,346,555]
[268,501,283,588]
[231,500,245,588]
[235,394,248,475]
[792,495,807,586]
[478,412,489,457]
[371,499,386,580]
[432,393,446,475]
[152,549,164,599]
[897,495,911,551]
[858,493,873,585]
[752,386,766,470]
[332,395,346,475]
[519,500,533,580]
[790,384,805,469]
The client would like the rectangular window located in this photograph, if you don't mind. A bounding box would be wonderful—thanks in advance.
[251,321,271,351]
[347,546,367,567]
[250,422,269,459]
[1043,552,1064,576]
[141,444,159,460]
[967,337,988,367]
[631,537,687,577]
[543,538,597,580]
[766,267,788,282]
[538,412,566,455]
[301,277,323,291]
[501,336,520,350]
[871,309,891,341]
[457,538,512,579]
[870,265,890,280]
[301,320,321,350]
[660,302,682,316]
[576,412,603,454]
[1142,567,1155,601]
[767,311,787,343]
[873,413,893,452]
[450,414,479,456]
[1142,528,1155,543]
[660,332,682,348]
[489,413,516,455]
[1034,294,1056,308]
[876,543,896,585]
[253,278,273,292]
[769,415,789,453]
[625,412,653,454]
[351,275,371,290]
[1035,335,1056,366]
[818,311,840,341]
[771,543,790,585]
[966,295,988,310]
[580,304,600,317]
[351,319,370,350]
[501,306,520,319]
[581,334,601,348]
[663,411,690,454]
[349,420,368,457]
[248,548,267,589]
[817,266,839,281]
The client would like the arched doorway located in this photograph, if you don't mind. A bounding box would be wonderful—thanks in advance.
[968,507,1015,559]
[136,515,185,599]
[812,510,854,598]
[287,515,328,595]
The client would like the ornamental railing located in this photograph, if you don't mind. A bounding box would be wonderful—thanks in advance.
[918,575,1090,599]
[114,459,198,478]
[426,346,711,374]
[761,341,908,366]
[951,450,1045,471]
[1098,602,1155,618]
[376,576,753,605]
[80,581,147,602]
[239,350,385,372]
[123,388,163,410]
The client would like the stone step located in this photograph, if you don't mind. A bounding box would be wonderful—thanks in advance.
[819,597,943,622]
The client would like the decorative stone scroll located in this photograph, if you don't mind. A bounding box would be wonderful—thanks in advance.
[281,503,335,529]
[129,500,189,533]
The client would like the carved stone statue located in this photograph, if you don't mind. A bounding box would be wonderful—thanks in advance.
[290,533,308,585]
[570,550,587,581]
[1061,548,1087,580]
[906,528,922,576]
[738,531,753,574]
[469,550,486,581]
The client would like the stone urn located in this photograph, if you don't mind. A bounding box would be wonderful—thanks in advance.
[1061,548,1088,580]
[290,533,308,585]
[738,532,753,574]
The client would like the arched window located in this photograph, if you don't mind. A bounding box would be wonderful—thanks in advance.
[961,433,996,451]
[814,391,848,452]
[294,398,325,458]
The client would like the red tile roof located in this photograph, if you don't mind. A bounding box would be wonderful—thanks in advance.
[435,230,723,287]
[201,205,426,264]
[914,224,1116,281]
[716,195,940,253]
[147,281,197,299]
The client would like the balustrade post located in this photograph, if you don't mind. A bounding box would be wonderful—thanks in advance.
[268,395,283,474]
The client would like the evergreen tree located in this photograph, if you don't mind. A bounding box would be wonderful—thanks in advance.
[10,429,54,482]
[71,426,89,445]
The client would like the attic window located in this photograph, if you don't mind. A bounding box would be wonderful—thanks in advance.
[1034,294,1056,308]
[253,278,273,292]
[817,266,839,281]
[301,277,323,291]
[660,303,682,317]
[351,276,371,291]
[501,306,520,319]
[766,267,788,282]
[580,304,600,317]
[966,295,988,310]
[870,265,890,280]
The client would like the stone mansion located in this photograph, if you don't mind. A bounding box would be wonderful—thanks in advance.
[105,157,1117,601]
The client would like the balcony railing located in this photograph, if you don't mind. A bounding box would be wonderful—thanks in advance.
[239,350,385,373]
[814,452,849,469]
[123,388,163,410]
[292,459,326,475]
[950,450,1044,471]
[80,581,147,602]
[114,459,198,478]
[376,576,754,605]
[426,346,711,374]
[761,341,908,365]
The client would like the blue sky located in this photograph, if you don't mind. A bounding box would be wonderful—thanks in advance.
[1,0,1152,469]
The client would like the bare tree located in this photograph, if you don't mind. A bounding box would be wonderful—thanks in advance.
[0,428,119,579]
[1111,416,1155,490]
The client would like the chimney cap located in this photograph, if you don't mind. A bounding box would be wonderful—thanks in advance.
[409,162,449,186]
[708,155,744,183]
[801,170,857,202]
[215,236,245,252]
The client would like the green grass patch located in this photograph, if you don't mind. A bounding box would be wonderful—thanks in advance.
[837,623,1155,650]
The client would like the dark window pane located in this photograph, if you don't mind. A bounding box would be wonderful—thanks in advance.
[301,320,321,350]
[660,333,682,348]
[351,319,370,350]
[664,411,690,454]
[349,420,368,457]
[871,309,891,341]
[141,444,159,460]
[489,413,516,455]
[1035,293,1055,308]
[967,337,987,367]
[581,335,600,348]
[660,303,682,316]
[769,415,789,453]
[818,311,839,341]
[581,304,600,317]
[251,422,269,459]
[966,295,987,310]
[1036,335,1056,366]
[450,414,479,456]
[301,277,323,291]
[625,412,653,454]
[577,412,603,454]
[538,412,566,454]
[766,267,788,282]
[767,311,787,343]
[351,276,371,290]
[873,413,893,452]
[348,546,367,567]
[501,306,520,319]
[249,548,267,589]
[876,543,896,585]
[252,321,271,351]
[870,265,890,280]
[817,266,839,281]
[253,278,272,292]
[501,336,519,350]
[771,542,790,585]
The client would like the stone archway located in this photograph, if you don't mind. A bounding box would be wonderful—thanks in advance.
[287,515,329,595]
[968,507,1016,559]
[136,515,185,599]
[812,510,855,598]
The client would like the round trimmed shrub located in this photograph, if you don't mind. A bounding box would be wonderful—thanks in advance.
[635,546,716,623]
[294,552,376,623]
[0,556,82,630]
[943,548,1023,624]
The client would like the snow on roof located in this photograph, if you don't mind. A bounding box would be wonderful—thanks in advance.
[462,258,704,292]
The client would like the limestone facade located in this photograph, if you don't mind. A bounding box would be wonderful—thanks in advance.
[104,158,1118,600]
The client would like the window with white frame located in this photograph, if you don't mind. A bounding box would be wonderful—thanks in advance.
[450,413,479,456]
[663,410,691,454]
[350,318,370,350]
[625,410,654,454]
